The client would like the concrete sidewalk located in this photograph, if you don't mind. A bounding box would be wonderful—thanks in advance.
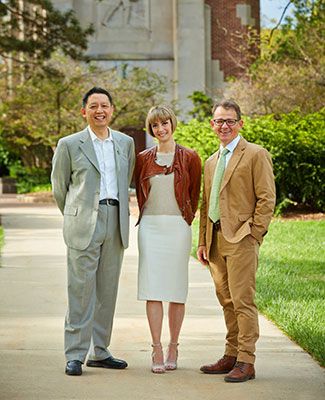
[0,198,323,400]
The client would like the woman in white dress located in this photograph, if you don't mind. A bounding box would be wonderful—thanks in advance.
[134,105,201,373]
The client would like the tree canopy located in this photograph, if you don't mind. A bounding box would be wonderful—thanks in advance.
[224,0,325,115]
[0,0,93,81]
[0,2,169,177]
[0,55,167,170]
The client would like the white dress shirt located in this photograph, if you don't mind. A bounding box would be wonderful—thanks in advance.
[88,126,119,201]
[220,135,241,168]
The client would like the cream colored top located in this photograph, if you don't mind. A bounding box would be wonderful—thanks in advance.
[143,152,181,216]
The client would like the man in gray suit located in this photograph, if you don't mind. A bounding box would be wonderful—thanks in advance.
[51,87,135,376]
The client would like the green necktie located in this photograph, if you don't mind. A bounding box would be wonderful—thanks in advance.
[208,148,230,223]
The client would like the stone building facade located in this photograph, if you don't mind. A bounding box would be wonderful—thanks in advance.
[52,0,260,116]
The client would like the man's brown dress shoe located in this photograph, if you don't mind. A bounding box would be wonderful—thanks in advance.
[224,362,255,382]
[200,355,237,374]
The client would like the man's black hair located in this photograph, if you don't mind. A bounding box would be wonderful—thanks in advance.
[82,87,113,107]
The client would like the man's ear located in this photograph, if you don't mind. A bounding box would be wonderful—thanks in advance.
[239,119,244,128]
[81,107,86,119]
[210,119,214,127]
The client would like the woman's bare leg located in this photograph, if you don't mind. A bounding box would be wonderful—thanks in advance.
[166,302,185,366]
[146,300,164,367]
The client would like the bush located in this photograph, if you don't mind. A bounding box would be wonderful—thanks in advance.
[0,135,19,176]
[175,119,217,163]
[243,110,325,211]
[174,109,325,212]
[9,161,50,194]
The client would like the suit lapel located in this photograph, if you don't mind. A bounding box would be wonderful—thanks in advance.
[111,130,124,201]
[111,130,122,173]
[79,128,100,173]
[220,137,246,192]
[207,151,219,195]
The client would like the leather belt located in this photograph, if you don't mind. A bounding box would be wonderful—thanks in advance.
[99,198,119,206]
[213,221,221,230]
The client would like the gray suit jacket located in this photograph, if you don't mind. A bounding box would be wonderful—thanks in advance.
[51,127,135,250]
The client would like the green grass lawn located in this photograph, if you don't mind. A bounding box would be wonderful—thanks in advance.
[191,219,325,366]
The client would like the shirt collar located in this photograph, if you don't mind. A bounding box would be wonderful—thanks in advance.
[88,126,113,142]
[220,135,240,153]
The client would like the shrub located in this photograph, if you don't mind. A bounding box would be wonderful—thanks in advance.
[175,119,217,163]
[174,109,325,211]
[9,161,50,194]
[242,110,325,211]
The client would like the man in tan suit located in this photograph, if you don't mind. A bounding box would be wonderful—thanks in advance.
[51,87,135,376]
[197,99,275,382]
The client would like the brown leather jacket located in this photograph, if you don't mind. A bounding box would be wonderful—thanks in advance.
[134,144,201,225]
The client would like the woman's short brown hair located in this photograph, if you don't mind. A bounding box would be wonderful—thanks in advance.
[145,105,177,137]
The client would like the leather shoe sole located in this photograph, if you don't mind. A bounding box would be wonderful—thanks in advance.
[65,360,82,376]
[86,356,128,369]
[200,355,237,374]
[224,374,255,382]
[200,368,233,374]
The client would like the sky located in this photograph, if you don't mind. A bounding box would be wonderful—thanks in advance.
[260,0,296,27]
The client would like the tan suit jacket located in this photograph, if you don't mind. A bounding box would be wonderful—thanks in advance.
[199,137,276,260]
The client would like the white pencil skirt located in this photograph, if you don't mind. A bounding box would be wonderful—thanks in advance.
[137,215,192,303]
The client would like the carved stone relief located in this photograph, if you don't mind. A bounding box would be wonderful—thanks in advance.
[99,0,149,29]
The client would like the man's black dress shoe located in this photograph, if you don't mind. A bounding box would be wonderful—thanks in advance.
[86,356,128,369]
[65,360,82,376]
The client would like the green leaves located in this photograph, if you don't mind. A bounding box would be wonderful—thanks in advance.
[0,57,168,174]
[0,0,94,77]
[174,119,217,164]
[174,110,325,212]
[187,91,213,121]
[225,1,325,116]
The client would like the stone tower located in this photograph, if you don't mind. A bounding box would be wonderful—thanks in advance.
[52,0,260,116]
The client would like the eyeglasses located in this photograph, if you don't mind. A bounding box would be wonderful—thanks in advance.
[213,119,238,127]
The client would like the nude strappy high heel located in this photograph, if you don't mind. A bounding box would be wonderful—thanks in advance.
[151,343,165,373]
[165,342,179,371]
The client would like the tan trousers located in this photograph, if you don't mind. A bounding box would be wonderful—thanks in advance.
[209,228,260,364]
